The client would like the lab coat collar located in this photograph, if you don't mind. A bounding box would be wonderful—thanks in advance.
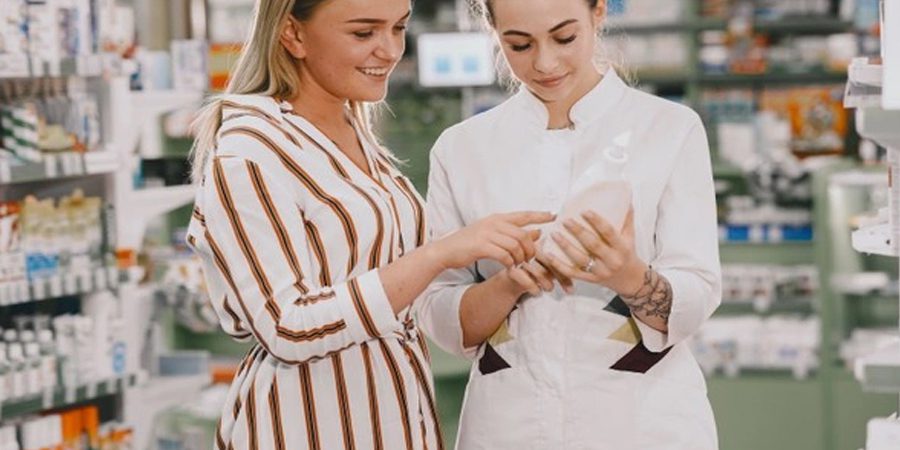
[515,68,627,130]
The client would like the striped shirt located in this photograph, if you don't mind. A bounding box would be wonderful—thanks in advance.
[186,94,442,450]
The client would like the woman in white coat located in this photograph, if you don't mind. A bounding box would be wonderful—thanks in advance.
[417,0,722,448]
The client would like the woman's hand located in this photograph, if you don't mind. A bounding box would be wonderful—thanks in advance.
[503,260,569,297]
[430,211,555,271]
[541,208,647,296]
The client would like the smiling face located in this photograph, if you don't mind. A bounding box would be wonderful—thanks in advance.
[489,0,605,106]
[282,0,411,103]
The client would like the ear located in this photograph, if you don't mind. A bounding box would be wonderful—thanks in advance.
[279,18,307,59]
[592,0,607,30]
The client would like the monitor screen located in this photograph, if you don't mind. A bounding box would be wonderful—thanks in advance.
[416,32,496,87]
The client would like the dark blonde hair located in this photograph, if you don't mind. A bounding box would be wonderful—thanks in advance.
[190,0,388,183]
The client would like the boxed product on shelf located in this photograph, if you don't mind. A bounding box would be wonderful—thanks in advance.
[721,264,818,311]
[0,85,102,157]
[691,315,820,379]
[700,0,836,19]
[760,84,848,156]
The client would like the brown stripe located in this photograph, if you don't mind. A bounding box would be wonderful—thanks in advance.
[295,290,337,306]
[212,158,280,320]
[215,420,226,450]
[277,320,347,342]
[233,396,241,419]
[378,340,414,450]
[360,343,383,450]
[395,176,426,248]
[298,364,321,450]
[221,127,359,275]
[220,101,282,124]
[221,295,246,333]
[187,234,198,248]
[245,160,309,294]
[610,341,673,373]
[246,382,259,450]
[304,220,332,287]
[415,330,431,364]
[331,354,357,450]
[268,378,286,450]
[192,206,206,224]
[348,278,380,339]
[420,420,428,450]
[402,343,445,450]
[347,184,385,270]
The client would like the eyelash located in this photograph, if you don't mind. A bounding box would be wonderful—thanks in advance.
[510,35,577,52]
[353,24,407,39]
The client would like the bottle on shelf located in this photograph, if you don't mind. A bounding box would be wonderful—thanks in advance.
[0,342,10,403]
[8,342,27,399]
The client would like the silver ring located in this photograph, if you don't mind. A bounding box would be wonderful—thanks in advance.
[582,258,595,272]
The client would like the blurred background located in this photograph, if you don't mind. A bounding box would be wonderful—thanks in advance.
[0,0,898,449]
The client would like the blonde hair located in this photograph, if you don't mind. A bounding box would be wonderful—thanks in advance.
[189,0,388,183]
[469,0,632,90]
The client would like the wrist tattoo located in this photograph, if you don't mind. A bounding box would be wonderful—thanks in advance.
[622,269,673,321]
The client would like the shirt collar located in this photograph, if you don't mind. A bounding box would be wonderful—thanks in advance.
[514,68,627,130]
[220,94,291,122]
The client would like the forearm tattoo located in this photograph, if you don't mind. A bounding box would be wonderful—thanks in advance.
[622,269,673,321]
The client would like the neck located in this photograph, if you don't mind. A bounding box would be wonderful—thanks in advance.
[288,68,350,130]
[544,68,603,130]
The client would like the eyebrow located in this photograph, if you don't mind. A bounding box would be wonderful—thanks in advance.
[502,19,578,37]
[346,10,411,24]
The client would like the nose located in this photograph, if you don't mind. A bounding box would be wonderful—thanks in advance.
[532,45,559,74]
[374,32,405,63]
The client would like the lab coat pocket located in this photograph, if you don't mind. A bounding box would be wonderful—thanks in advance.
[456,367,544,450]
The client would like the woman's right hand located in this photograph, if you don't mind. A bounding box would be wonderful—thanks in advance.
[431,211,555,270]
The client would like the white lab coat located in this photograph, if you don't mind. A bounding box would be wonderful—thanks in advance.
[417,69,723,450]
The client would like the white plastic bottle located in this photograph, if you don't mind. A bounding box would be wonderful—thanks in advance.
[23,342,43,395]
[7,343,27,398]
[0,343,9,403]
[37,330,58,391]
[541,133,633,266]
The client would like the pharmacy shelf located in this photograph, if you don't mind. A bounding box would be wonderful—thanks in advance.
[716,296,817,316]
[0,150,119,186]
[0,54,109,79]
[0,266,121,307]
[697,70,848,85]
[0,373,141,422]
[609,17,853,35]
[854,340,900,394]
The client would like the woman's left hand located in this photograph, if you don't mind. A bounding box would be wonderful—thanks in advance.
[542,208,648,296]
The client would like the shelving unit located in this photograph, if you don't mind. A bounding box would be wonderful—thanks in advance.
[1,51,201,450]
[0,374,141,423]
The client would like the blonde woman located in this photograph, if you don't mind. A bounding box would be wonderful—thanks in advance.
[418,0,722,448]
[186,1,553,449]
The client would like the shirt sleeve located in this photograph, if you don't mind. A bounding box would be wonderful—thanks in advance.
[414,132,480,360]
[634,119,723,352]
[197,133,400,364]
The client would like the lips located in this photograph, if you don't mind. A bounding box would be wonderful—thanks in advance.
[535,73,568,88]
[358,67,390,77]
